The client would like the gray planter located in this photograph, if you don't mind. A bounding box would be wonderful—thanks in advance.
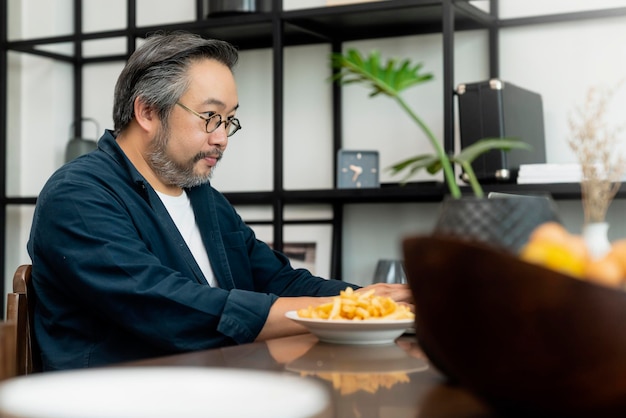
[433,194,560,253]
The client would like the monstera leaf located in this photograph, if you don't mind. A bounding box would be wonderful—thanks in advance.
[331,49,531,198]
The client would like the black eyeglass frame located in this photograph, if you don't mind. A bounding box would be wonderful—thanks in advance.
[176,102,242,137]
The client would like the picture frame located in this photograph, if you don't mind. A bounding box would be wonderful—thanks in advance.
[250,223,333,279]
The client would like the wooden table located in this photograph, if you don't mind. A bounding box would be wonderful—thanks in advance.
[123,333,498,418]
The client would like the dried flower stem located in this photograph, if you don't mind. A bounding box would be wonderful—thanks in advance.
[567,85,625,224]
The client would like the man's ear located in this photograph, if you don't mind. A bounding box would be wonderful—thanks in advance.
[133,96,159,133]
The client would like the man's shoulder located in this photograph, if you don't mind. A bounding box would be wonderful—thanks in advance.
[48,152,121,186]
[39,150,135,210]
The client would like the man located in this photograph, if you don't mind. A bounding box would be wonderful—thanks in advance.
[27,32,412,370]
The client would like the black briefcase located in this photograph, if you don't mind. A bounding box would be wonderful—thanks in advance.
[456,79,546,183]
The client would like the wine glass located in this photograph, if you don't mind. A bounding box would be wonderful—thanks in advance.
[372,259,407,284]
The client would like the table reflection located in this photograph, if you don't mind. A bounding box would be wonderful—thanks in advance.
[269,335,435,418]
[284,340,428,395]
[124,334,496,418]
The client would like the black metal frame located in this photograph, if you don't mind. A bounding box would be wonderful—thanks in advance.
[3,0,626,309]
[0,0,7,305]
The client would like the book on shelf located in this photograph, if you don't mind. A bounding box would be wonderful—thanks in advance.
[517,163,582,184]
[517,163,626,184]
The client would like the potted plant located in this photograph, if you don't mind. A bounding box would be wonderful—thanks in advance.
[330,49,530,198]
[330,49,559,252]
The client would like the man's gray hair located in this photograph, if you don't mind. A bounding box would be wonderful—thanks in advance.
[112,32,239,134]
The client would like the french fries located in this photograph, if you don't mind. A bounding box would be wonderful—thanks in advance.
[297,287,414,320]
[300,371,410,395]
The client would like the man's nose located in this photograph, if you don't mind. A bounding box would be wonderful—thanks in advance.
[208,125,228,146]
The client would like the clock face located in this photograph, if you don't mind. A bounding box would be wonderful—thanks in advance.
[337,150,380,189]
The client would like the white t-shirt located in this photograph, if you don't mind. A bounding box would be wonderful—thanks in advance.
[156,190,218,287]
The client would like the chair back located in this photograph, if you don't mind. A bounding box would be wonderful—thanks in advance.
[6,264,41,375]
[0,321,16,380]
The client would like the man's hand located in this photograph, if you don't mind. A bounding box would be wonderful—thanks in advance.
[356,283,414,310]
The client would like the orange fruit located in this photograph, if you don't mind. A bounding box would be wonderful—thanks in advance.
[564,235,590,265]
[585,255,624,287]
[528,222,570,245]
[608,239,626,276]
[520,240,586,278]
[520,222,626,288]
[521,222,590,278]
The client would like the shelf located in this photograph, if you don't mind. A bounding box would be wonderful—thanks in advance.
[233,183,624,205]
[135,14,276,50]
[499,6,626,28]
[280,183,598,204]
[284,182,445,204]
[227,182,615,206]
[6,15,276,53]
[4,183,611,208]
[283,0,494,44]
[5,0,494,56]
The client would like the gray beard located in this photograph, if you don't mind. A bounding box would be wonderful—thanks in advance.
[146,127,222,189]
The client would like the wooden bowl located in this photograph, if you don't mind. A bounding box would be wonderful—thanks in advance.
[402,234,626,418]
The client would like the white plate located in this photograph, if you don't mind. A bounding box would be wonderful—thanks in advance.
[285,311,414,345]
[0,367,331,418]
[285,342,429,374]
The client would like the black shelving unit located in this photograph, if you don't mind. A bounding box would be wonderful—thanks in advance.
[0,0,7,307]
[3,0,626,300]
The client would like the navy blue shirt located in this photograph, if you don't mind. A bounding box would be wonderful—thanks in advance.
[27,130,355,370]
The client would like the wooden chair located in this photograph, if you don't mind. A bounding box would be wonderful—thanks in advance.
[6,264,41,375]
[0,321,16,380]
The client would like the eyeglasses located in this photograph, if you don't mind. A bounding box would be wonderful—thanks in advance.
[176,102,242,137]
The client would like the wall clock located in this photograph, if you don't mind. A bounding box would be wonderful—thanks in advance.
[337,150,380,189]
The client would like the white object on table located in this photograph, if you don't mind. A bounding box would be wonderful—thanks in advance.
[0,367,332,418]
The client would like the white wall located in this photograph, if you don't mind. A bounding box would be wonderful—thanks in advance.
[6,0,626,290]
